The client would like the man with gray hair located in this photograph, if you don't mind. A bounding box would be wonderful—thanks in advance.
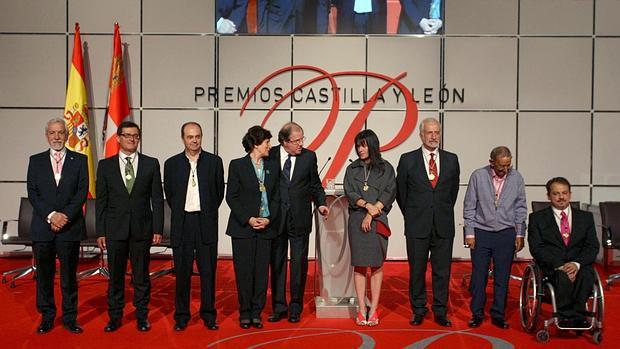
[396,117,460,327]
[463,146,527,329]
[27,118,88,334]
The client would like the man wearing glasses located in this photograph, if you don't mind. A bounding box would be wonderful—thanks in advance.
[268,122,329,323]
[96,121,164,332]
[463,146,527,329]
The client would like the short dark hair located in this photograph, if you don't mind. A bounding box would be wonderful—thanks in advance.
[354,129,384,172]
[278,122,303,144]
[490,146,512,161]
[546,177,572,194]
[117,120,141,137]
[181,121,202,137]
[242,126,272,153]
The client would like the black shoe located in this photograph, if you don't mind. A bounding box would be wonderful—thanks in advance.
[268,312,287,322]
[572,318,590,329]
[37,319,54,334]
[204,320,218,330]
[252,318,263,329]
[491,317,509,329]
[558,318,573,328]
[288,314,301,323]
[173,322,187,331]
[63,322,83,334]
[137,320,151,332]
[434,315,452,327]
[468,316,483,328]
[410,314,425,326]
[240,319,251,329]
[104,319,121,332]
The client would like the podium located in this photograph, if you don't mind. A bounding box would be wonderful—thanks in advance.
[314,189,357,318]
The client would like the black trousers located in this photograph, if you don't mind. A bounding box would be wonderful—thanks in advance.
[548,264,596,320]
[406,224,454,317]
[172,212,218,324]
[469,228,516,320]
[232,236,271,320]
[106,238,151,321]
[33,240,80,324]
[270,210,310,315]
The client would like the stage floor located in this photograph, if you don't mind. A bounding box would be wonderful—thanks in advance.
[0,257,617,348]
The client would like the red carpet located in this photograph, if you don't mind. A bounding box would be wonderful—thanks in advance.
[0,257,617,348]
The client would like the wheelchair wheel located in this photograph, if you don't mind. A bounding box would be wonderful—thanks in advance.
[536,329,550,343]
[593,330,602,344]
[520,264,542,333]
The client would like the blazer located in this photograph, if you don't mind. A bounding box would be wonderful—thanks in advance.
[398,0,433,34]
[96,153,164,241]
[27,149,88,242]
[269,146,326,235]
[226,154,280,240]
[396,147,460,239]
[528,207,600,276]
[258,0,330,34]
[217,0,249,32]
[164,150,225,247]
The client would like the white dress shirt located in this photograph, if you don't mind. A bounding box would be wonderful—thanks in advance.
[280,146,297,181]
[184,157,201,212]
[119,152,138,186]
[422,146,440,177]
[47,147,67,223]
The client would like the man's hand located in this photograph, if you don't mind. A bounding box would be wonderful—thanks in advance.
[50,212,69,230]
[152,233,162,245]
[361,214,373,233]
[318,205,329,216]
[97,237,107,250]
[563,262,578,282]
[515,237,525,252]
[465,237,476,249]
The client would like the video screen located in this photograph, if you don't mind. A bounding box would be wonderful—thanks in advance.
[216,0,444,35]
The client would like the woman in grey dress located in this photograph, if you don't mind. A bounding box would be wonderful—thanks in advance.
[344,129,396,326]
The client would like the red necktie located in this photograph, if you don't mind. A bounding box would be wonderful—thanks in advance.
[560,211,570,246]
[429,153,438,188]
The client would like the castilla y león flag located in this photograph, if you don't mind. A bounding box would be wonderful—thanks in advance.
[64,23,96,198]
[102,23,131,158]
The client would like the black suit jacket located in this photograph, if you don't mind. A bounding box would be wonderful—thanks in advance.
[396,147,460,239]
[27,149,88,242]
[398,0,436,34]
[217,0,249,32]
[96,153,164,241]
[226,155,280,240]
[164,150,225,247]
[269,146,326,236]
[528,207,600,276]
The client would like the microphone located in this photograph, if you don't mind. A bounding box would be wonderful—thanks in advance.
[318,156,332,176]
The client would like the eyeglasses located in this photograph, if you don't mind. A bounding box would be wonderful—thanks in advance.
[286,136,306,145]
[120,133,140,140]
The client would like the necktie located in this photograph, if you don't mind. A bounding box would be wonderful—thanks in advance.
[125,156,135,194]
[429,153,438,188]
[560,211,570,246]
[53,152,62,185]
[283,154,292,184]
[354,0,372,14]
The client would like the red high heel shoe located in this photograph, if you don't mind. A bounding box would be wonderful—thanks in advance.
[367,311,379,326]
[355,311,367,326]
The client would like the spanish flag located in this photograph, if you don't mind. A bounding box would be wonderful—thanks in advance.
[64,23,96,198]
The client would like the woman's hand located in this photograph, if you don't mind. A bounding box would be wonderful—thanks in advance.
[361,214,373,233]
[365,203,382,217]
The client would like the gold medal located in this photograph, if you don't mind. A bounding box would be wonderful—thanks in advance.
[428,173,435,181]
[363,183,369,191]
[259,183,266,192]
[191,177,196,187]
[125,174,132,180]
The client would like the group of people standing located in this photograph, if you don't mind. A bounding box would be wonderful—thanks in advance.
[27,115,599,334]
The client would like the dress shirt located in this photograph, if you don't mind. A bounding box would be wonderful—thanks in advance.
[421,146,440,178]
[118,151,138,186]
[280,146,296,181]
[464,165,527,238]
[354,0,372,13]
[184,157,201,212]
[46,148,67,223]
[551,205,580,270]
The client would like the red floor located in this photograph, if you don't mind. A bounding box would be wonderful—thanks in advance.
[0,257,617,348]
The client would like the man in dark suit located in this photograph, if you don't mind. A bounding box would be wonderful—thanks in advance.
[27,118,88,334]
[528,177,600,329]
[258,0,330,34]
[396,117,460,327]
[268,122,328,323]
[164,122,224,331]
[217,0,249,33]
[335,0,386,34]
[398,0,443,34]
[96,121,164,332]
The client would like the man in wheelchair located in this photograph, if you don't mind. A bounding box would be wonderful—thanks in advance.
[528,177,600,329]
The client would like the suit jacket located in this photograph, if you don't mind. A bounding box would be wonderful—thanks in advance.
[96,153,164,241]
[164,150,225,247]
[398,0,436,34]
[336,0,387,34]
[528,207,600,276]
[396,147,460,239]
[258,0,330,34]
[27,149,88,242]
[226,155,280,240]
[217,0,249,32]
[269,146,326,235]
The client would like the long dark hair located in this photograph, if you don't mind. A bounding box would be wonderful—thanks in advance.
[354,129,384,172]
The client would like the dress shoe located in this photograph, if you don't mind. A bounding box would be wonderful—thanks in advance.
[173,322,187,331]
[468,316,483,328]
[572,318,590,329]
[63,322,84,334]
[204,320,219,330]
[557,318,573,328]
[37,320,54,334]
[104,319,121,332]
[491,317,509,329]
[240,319,251,329]
[251,318,263,328]
[288,314,301,323]
[434,315,452,327]
[410,314,425,326]
[267,312,287,322]
[137,320,151,332]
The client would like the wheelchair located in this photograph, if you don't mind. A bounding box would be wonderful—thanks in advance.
[519,263,604,344]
